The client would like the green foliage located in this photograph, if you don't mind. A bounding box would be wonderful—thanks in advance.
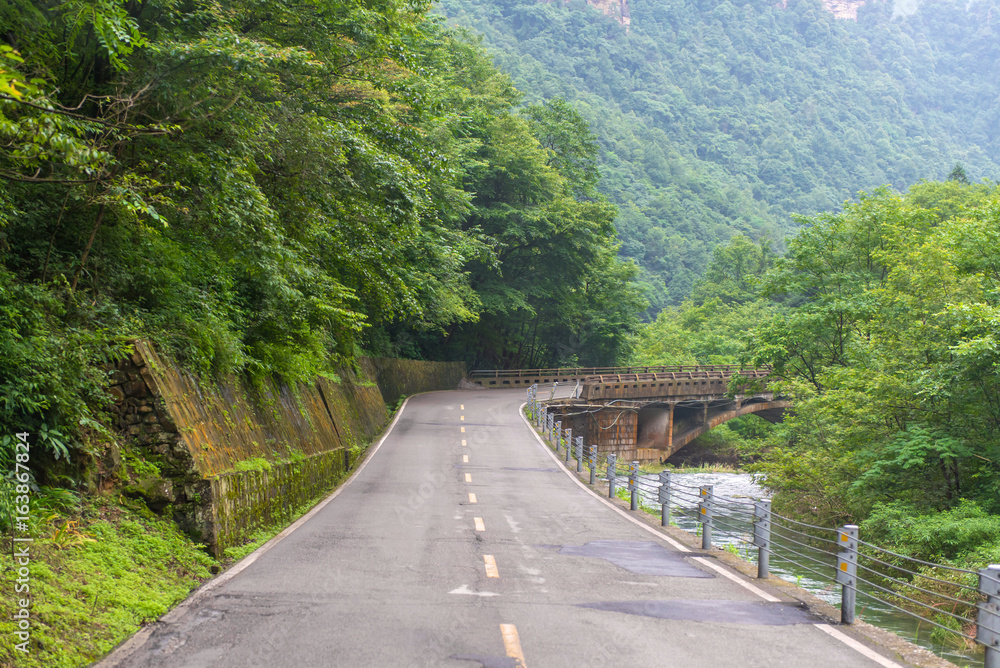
[0,0,644,478]
[632,233,780,365]
[439,0,1000,311]
[862,500,1000,563]
[0,496,216,667]
[743,181,1000,551]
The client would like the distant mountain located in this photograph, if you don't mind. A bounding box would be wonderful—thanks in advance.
[438,0,1000,313]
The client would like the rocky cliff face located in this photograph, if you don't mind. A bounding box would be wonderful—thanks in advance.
[585,0,630,29]
[822,0,867,20]
[775,0,869,20]
[582,0,861,27]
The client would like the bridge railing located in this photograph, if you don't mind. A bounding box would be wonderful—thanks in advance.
[469,364,768,379]
[523,386,999,667]
[581,369,773,383]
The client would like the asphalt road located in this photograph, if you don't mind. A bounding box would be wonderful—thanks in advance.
[100,387,907,668]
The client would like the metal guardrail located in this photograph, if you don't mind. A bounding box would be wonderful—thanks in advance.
[523,384,1000,667]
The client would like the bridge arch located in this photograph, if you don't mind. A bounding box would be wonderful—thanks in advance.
[636,399,790,460]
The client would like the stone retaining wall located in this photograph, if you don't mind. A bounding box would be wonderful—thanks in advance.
[110,341,466,555]
[362,357,467,406]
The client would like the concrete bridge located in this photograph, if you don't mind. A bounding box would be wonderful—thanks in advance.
[472,366,788,463]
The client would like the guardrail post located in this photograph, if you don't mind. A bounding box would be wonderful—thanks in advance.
[607,454,617,498]
[628,461,639,511]
[565,427,572,462]
[753,499,771,579]
[699,485,714,550]
[550,381,557,400]
[978,564,1000,668]
[836,525,859,624]
[575,436,584,472]
[588,445,597,485]
[555,420,562,451]
[658,471,671,527]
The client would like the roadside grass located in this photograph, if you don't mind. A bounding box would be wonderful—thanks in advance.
[0,495,217,668]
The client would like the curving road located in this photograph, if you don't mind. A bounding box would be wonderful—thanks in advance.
[99,388,907,668]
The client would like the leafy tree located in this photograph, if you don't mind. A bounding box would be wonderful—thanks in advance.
[745,181,1000,526]
[689,233,775,306]
[947,163,970,185]
[0,0,644,474]
[439,0,1000,311]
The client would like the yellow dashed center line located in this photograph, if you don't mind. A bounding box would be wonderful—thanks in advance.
[461,426,465,433]
[468,492,477,503]
[474,517,485,532]
[463,454,469,463]
[500,624,526,667]
[460,404,464,410]
[465,473,472,483]
[461,439,467,446]
[460,415,465,421]
[484,555,499,578]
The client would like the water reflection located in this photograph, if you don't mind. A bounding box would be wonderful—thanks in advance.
[637,471,979,667]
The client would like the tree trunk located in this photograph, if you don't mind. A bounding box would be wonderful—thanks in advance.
[70,203,107,293]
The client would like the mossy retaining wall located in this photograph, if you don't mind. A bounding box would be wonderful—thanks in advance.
[211,450,348,551]
[113,342,467,555]
[362,357,467,407]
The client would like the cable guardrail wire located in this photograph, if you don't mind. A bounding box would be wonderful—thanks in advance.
[858,550,981,593]
[525,389,1000,667]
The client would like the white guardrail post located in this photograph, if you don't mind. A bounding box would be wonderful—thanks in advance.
[836,525,859,624]
[698,485,714,550]
[658,471,671,527]
[978,564,1000,668]
[628,461,639,511]
[607,454,617,498]
[753,499,771,579]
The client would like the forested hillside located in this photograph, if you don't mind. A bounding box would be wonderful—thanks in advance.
[634,178,1000,585]
[0,0,642,471]
[440,0,1000,311]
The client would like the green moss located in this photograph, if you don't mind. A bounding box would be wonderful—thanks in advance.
[0,496,216,668]
[232,457,272,473]
[221,482,341,562]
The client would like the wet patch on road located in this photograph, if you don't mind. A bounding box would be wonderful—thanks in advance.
[579,599,819,625]
[552,540,713,577]
[450,654,519,667]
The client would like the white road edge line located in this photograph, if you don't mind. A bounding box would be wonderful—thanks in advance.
[691,556,779,602]
[814,624,904,668]
[96,397,412,667]
[518,402,905,668]
[518,402,690,553]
